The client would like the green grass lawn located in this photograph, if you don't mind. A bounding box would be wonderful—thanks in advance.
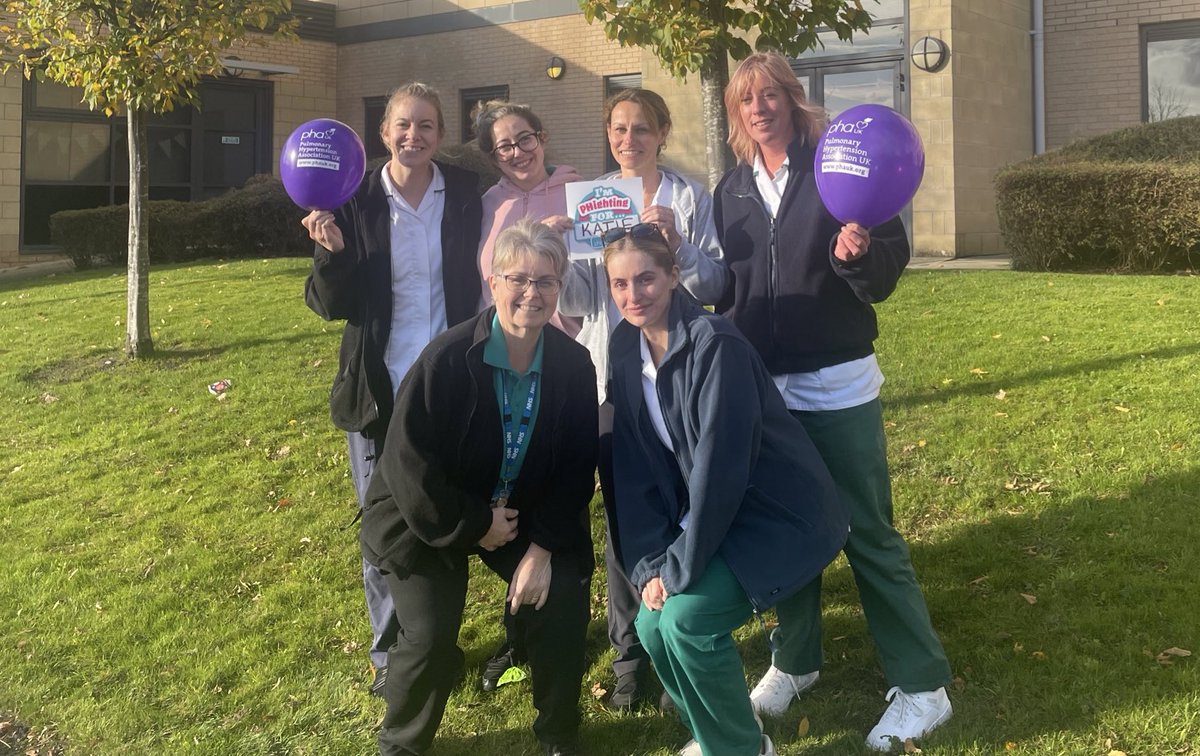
[1,259,1197,755]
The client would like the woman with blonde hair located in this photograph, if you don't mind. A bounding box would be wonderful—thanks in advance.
[603,225,845,755]
[302,81,482,697]
[714,51,953,751]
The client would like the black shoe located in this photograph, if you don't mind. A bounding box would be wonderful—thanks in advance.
[369,666,387,697]
[543,743,580,756]
[608,671,640,710]
[481,647,515,692]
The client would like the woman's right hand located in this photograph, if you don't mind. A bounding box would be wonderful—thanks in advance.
[478,506,519,551]
[641,576,668,611]
[301,210,345,253]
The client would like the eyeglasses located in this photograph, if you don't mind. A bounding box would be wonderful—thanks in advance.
[492,131,543,161]
[499,274,562,294]
[601,222,661,246]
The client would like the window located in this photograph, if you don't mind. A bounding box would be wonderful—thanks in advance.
[20,77,272,248]
[1142,20,1200,122]
[364,96,388,161]
[603,74,643,174]
[460,85,510,144]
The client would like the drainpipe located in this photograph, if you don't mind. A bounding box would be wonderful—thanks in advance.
[1031,0,1046,153]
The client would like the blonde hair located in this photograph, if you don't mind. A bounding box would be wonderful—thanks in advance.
[604,88,672,154]
[492,218,568,279]
[379,82,446,143]
[725,53,826,164]
[602,229,676,275]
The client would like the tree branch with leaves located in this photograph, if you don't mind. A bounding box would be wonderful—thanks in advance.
[2,0,297,356]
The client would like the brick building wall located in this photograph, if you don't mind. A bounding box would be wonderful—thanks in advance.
[0,71,34,268]
[1042,0,1200,148]
[226,36,339,171]
[336,13,641,180]
[910,0,1032,256]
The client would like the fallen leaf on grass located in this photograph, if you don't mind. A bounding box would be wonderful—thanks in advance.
[270,445,291,460]
[590,682,607,699]
[311,359,322,368]
[1156,647,1192,665]
[1109,751,1127,756]
[1031,651,1046,660]
[41,392,58,403]
[968,575,989,585]
[952,676,967,691]
[1020,593,1037,605]
[995,389,1007,400]
[1113,405,1131,413]
[995,411,1009,417]
[798,717,810,737]
[1041,335,1051,342]
[1005,742,1018,751]
[969,367,988,376]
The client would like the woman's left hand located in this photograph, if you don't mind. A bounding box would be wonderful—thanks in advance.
[508,542,552,614]
[541,215,574,234]
[641,205,682,253]
[641,576,668,611]
[833,223,871,263]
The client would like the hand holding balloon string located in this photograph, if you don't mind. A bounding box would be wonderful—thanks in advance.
[834,223,870,263]
[301,211,345,253]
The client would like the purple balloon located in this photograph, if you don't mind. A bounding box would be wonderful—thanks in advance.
[280,118,366,211]
[814,104,924,228]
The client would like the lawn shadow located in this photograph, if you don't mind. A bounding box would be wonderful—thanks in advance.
[707,467,1200,754]
[885,341,1200,410]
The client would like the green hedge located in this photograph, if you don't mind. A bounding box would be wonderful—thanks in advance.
[50,176,311,270]
[995,116,1200,271]
[49,144,500,271]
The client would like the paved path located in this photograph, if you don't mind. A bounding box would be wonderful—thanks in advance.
[908,254,1010,270]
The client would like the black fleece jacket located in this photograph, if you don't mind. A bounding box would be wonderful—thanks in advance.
[359,310,598,577]
[713,137,909,374]
[304,160,482,440]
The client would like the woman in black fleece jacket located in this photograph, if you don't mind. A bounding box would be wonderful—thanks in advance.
[713,52,953,752]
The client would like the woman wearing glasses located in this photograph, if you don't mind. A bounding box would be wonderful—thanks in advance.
[359,219,598,756]
[602,226,846,756]
[557,88,727,710]
[475,100,582,337]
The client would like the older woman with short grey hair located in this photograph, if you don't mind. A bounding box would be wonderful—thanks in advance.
[359,219,597,756]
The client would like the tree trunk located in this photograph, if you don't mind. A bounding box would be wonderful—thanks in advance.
[125,108,153,357]
[700,50,732,191]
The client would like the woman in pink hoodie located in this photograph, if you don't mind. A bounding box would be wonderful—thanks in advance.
[471,100,584,693]
[474,101,581,338]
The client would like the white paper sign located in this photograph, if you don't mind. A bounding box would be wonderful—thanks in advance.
[563,178,644,260]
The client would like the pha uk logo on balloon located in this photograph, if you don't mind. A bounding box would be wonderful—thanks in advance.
[280,118,366,210]
[814,105,924,228]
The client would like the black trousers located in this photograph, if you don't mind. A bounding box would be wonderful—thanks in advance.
[598,401,648,680]
[377,541,591,755]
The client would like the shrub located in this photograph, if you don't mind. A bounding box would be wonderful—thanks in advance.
[50,177,312,269]
[51,149,500,270]
[995,116,1200,271]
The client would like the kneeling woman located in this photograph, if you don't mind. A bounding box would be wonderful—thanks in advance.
[604,227,848,756]
[360,219,598,756]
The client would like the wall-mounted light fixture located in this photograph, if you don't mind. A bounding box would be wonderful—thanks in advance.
[546,56,566,80]
[219,57,301,77]
[910,36,949,73]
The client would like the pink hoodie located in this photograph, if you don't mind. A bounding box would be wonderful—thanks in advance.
[478,165,583,337]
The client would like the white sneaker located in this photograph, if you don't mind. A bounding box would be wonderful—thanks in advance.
[864,686,953,752]
[749,665,820,716]
[678,713,763,755]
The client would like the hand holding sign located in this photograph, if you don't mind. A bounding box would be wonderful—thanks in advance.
[280,119,366,211]
[814,105,924,228]
[564,178,644,260]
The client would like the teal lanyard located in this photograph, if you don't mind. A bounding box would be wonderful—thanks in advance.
[494,372,538,501]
